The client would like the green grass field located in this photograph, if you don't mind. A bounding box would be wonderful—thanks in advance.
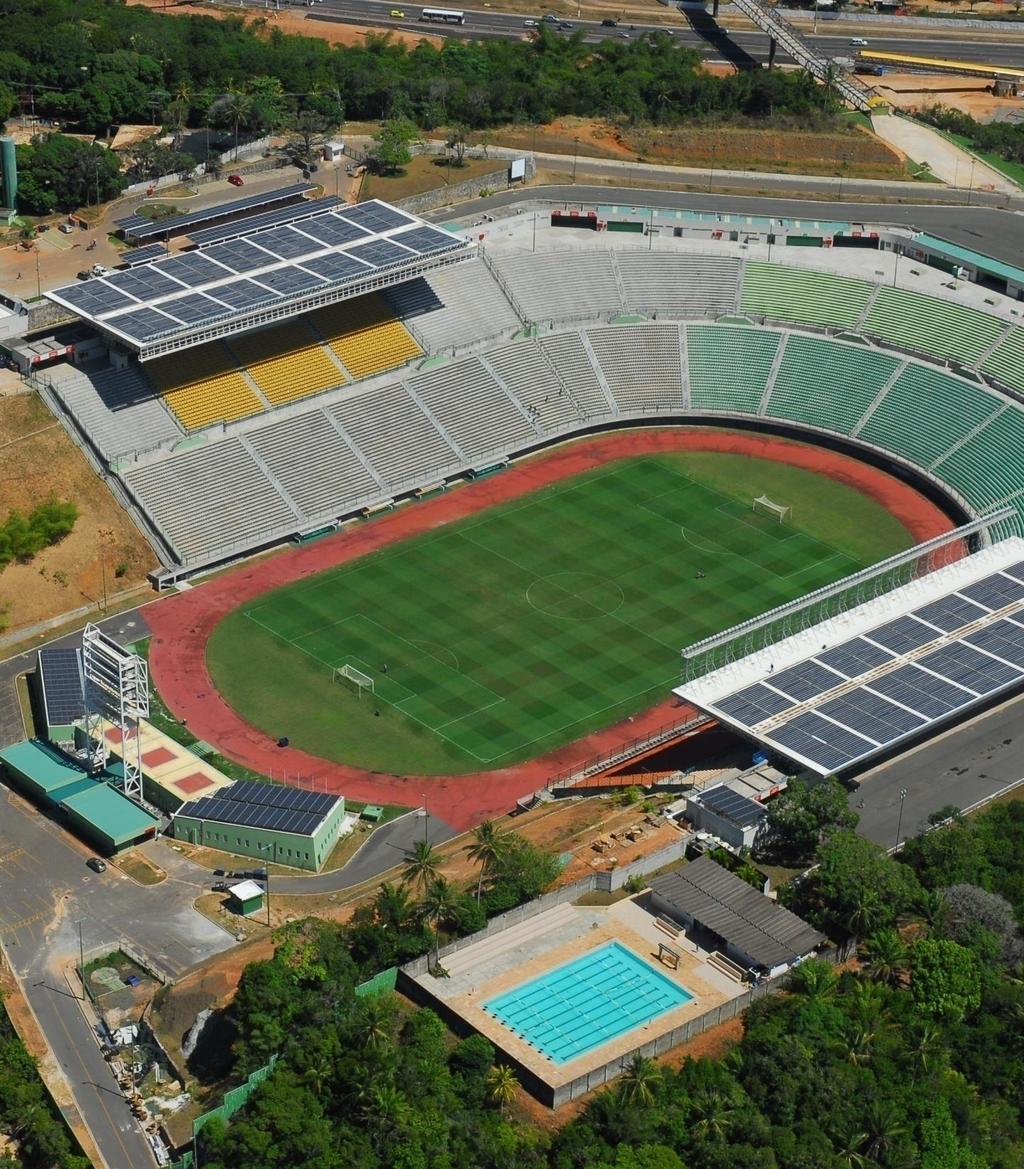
[207,452,913,774]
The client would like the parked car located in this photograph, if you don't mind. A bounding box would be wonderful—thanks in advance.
[227,173,244,187]
[86,858,107,873]
[213,881,230,893]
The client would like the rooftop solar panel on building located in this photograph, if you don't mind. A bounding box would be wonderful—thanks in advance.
[55,281,139,316]
[396,225,464,254]
[120,244,169,267]
[225,779,337,815]
[769,721,856,773]
[716,683,793,727]
[119,184,316,242]
[38,647,85,725]
[342,200,413,232]
[964,618,1024,664]
[768,660,845,702]
[189,196,344,247]
[158,252,232,287]
[700,784,766,825]
[817,637,894,677]
[256,266,326,296]
[114,214,151,233]
[248,226,321,260]
[1000,560,1024,584]
[210,279,278,310]
[958,572,1024,611]
[281,213,368,248]
[866,665,967,719]
[181,794,324,836]
[819,690,926,745]
[202,239,279,274]
[114,307,179,341]
[301,253,373,283]
[866,614,937,654]
[163,292,233,325]
[106,267,186,301]
[348,239,417,269]
[913,593,990,633]
[919,641,1023,694]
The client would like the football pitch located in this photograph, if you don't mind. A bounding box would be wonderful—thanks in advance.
[207,453,913,774]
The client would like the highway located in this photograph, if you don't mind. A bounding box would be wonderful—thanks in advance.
[256,0,1024,70]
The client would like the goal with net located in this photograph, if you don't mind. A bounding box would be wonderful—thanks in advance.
[333,663,375,697]
[752,495,791,524]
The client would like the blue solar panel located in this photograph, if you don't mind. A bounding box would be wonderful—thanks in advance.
[113,307,179,341]
[55,281,139,316]
[302,253,373,283]
[817,637,893,677]
[250,227,322,260]
[256,266,325,296]
[963,618,1024,665]
[348,239,416,269]
[158,252,232,287]
[120,244,168,267]
[866,665,967,719]
[818,690,926,745]
[768,660,845,702]
[918,641,1023,695]
[342,200,413,232]
[202,239,278,274]
[866,615,936,654]
[190,196,343,247]
[164,293,233,325]
[106,267,185,301]
[770,717,861,772]
[395,225,463,254]
[293,214,369,247]
[716,683,793,727]
[210,279,278,310]
[118,184,316,242]
[958,572,1024,611]
[913,593,989,633]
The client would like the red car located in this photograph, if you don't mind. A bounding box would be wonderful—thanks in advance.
[227,174,244,187]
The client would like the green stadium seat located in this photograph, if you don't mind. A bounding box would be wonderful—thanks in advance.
[687,324,781,413]
[979,325,1024,393]
[741,262,873,329]
[935,407,1024,507]
[863,287,1006,366]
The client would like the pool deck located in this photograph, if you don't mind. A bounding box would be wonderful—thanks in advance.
[407,895,745,1097]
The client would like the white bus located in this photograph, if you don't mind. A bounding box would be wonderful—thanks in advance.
[420,7,466,22]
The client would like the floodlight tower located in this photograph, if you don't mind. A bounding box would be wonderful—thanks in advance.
[82,624,149,799]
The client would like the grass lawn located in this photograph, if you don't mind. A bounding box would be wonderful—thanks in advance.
[358,154,502,202]
[944,130,1024,189]
[207,452,913,775]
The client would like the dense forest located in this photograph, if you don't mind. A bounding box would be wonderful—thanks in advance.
[186,800,1024,1169]
[0,0,837,139]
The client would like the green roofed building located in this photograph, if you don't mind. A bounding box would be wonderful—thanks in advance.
[0,739,159,854]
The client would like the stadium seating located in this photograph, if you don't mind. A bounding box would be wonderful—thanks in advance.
[147,343,264,430]
[538,333,616,419]
[863,287,1006,366]
[979,325,1024,393]
[935,406,1024,507]
[857,363,1003,469]
[46,363,183,461]
[616,253,741,318]
[484,342,582,432]
[491,253,624,322]
[383,263,523,352]
[327,383,460,486]
[123,438,298,564]
[407,359,537,461]
[309,295,421,380]
[244,411,380,518]
[764,335,903,436]
[687,324,781,414]
[741,262,874,329]
[586,324,685,411]
[227,322,345,406]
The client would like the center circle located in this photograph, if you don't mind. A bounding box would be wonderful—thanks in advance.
[526,572,625,620]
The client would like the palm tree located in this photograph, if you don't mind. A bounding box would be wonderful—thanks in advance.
[357,996,394,1053]
[485,1064,518,1117]
[690,1086,734,1142]
[464,820,508,901]
[401,839,441,892]
[830,1120,869,1169]
[617,1054,661,1107]
[788,959,837,1000]
[845,1022,875,1067]
[373,882,414,930]
[846,888,885,938]
[862,1100,907,1163]
[907,1022,944,1081]
[861,929,907,988]
[361,1083,409,1156]
[419,876,460,963]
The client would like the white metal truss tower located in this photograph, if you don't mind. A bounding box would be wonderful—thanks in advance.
[82,624,149,800]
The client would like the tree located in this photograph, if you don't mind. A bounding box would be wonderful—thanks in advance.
[0,82,15,126]
[15,134,124,214]
[910,938,982,1022]
[860,929,907,988]
[787,958,837,1000]
[419,876,460,963]
[755,777,858,863]
[288,109,333,168]
[368,116,416,175]
[936,884,1024,967]
[617,1054,661,1107]
[401,839,441,892]
[690,1086,735,1143]
[464,819,508,901]
[485,1064,518,1117]
[125,135,195,183]
[445,122,469,166]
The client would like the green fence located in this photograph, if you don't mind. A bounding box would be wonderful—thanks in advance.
[355,967,398,997]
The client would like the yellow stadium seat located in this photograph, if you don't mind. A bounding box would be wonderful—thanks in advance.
[310,295,421,381]
[147,343,264,431]
[228,323,346,406]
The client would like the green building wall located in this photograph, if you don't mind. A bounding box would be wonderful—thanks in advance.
[172,797,346,872]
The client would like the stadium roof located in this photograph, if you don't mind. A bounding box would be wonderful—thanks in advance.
[912,232,1024,288]
[46,199,471,358]
[676,538,1024,776]
[119,244,168,268]
[37,647,86,727]
[114,183,317,243]
[650,857,825,970]
[176,779,341,837]
[189,195,344,247]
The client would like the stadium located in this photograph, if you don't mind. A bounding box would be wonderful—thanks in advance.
[29,189,1024,821]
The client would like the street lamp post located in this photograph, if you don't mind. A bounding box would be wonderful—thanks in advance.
[571,136,580,184]
[894,787,908,850]
[78,919,85,1001]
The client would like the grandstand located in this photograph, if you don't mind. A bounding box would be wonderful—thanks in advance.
[25,226,1024,580]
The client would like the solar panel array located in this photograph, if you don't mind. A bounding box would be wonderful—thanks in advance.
[708,561,1024,774]
[119,244,168,267]
[189,196,344,247]
[179,779,340,836]
[38,647,85,726]
[699,784,767,827]
[114,184,316,243]
[48,200,468,347]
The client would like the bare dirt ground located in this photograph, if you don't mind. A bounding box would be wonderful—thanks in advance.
[874,73,1024,121]
[0,394,154,635]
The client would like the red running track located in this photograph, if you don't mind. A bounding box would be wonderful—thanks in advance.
[146,428,956,830]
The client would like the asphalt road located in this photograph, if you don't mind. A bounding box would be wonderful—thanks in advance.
[277,0,1024,68]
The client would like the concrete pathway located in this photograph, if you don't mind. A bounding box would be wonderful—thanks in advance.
[870,113,1018,197]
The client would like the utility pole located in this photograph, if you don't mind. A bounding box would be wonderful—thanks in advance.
[78,919,85,1000]
[894,787,908,850]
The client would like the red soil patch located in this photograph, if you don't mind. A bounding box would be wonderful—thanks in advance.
[146,428,954,830]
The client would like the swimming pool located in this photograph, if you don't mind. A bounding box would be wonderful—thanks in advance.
[483,941,693,1064]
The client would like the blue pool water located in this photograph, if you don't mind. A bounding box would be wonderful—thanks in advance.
[483,941,693,1064]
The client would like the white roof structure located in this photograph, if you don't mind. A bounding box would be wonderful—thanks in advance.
[228,880,264,901]
[46,199,471,359]
[676,538,1024,775]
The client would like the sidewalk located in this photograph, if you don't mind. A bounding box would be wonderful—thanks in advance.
[870,113,1019,197]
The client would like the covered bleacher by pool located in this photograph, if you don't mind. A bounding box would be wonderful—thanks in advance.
[677,537,1024,775]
